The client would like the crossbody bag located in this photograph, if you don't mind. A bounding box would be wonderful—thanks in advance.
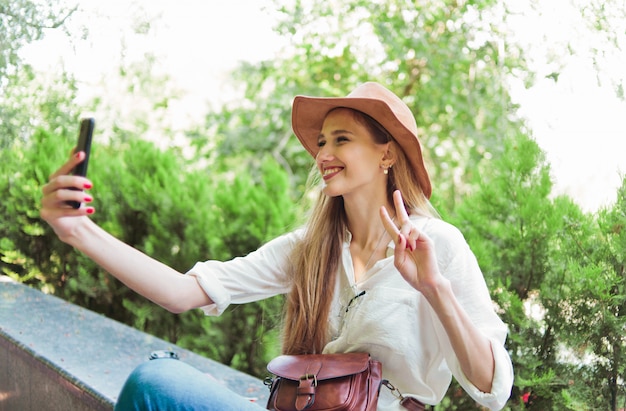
[264,352,425,411]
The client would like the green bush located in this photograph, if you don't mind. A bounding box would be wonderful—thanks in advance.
[0,129,298,377]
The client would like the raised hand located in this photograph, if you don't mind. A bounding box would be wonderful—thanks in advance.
[40,150,95,242]
[379,190,443,295]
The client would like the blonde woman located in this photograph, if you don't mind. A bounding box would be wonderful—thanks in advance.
[41,82,513,410]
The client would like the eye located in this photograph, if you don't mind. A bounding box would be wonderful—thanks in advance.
[317,139,326,148]
[336,135,349,143]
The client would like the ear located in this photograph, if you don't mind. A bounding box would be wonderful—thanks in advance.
[380,143,396,168]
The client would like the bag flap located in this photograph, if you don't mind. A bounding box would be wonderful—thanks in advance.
[267,352,371,381]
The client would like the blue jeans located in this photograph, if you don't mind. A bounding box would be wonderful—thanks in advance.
[115,359,265,411]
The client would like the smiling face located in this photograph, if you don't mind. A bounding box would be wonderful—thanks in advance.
[316,108,392,200]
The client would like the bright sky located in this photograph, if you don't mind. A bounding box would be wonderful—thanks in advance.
[505,0,626,212]
[21,0,626,212]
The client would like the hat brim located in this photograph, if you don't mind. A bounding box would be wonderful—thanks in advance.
[291,95,432,198]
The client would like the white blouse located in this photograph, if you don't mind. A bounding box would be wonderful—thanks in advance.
[187,215,513,410]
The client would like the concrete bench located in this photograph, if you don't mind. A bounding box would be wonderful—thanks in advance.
[0,275,268,410]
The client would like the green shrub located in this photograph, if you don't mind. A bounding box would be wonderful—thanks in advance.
[0,129,298,377]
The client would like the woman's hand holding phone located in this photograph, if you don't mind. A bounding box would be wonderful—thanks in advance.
[40,119,96,243]
[40,117,212,311]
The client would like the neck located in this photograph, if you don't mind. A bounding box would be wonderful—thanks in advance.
[347,209,394,282]
[344,201,394,247]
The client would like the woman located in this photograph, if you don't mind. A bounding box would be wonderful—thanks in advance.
[41,82,513,410]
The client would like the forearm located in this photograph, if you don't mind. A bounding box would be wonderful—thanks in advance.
[67,219,212,313]
[424,279,495,393]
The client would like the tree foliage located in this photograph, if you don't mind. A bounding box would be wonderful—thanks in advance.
[544,178,626,408]
[451,131,626,408]
[0,0,76,79]
[449,132,560,408]
[0,1,79,147]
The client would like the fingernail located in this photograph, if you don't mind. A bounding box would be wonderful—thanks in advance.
[85,207,95,215]
[83,182,92,189]
[84,195,93,203]
[74,152,81,159]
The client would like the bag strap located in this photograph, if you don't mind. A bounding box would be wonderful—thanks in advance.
[295,359,322,411]
[382,381,426,411]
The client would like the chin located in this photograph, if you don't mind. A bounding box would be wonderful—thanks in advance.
[321,185,343,198]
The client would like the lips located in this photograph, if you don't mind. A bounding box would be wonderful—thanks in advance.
[322,166,343,180]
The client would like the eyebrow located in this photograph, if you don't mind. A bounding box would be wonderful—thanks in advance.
[317,129,355,141]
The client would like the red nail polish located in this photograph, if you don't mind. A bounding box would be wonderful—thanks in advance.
[84,195,93,203]
[85,207,95,215]
[83,182,92,189]
[74,152,81,159]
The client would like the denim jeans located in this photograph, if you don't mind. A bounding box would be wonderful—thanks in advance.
[115,358,265,411]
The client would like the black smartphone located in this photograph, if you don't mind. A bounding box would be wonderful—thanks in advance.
[67,118,95,209]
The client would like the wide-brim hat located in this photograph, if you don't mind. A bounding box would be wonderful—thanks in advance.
[291,82,432,198]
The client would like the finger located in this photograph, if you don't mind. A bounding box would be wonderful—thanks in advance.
[392,190,422,252]
[392,190,412,236]
[404,226,420,252]
[42,183,93,208]
[381,206,414,258]
[392,190,411,223]
[42,175,92,196]
[40,205,95,222]
[380,206,400,238]
[49,151,85,180]
[395,232,411,266]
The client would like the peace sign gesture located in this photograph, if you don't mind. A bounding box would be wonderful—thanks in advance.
[379,190,443,295]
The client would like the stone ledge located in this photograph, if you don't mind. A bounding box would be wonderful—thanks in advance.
[0,276,267,410]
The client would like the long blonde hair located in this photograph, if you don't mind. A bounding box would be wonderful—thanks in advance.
[282,109,436,354]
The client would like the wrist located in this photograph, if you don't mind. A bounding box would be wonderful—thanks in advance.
[420,276,452,307]
[63,218,97,249]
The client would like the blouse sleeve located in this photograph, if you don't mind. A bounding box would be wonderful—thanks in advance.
[185,230,300,316]
[427,220,514,410]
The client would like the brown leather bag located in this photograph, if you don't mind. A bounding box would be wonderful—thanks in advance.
[265,352,382,411]
[265,352,426,411]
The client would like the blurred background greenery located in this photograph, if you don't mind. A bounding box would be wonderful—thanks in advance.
[1,0,625,409]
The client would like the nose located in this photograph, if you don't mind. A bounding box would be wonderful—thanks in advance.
[316,144,334,163]
[316,151,333,171]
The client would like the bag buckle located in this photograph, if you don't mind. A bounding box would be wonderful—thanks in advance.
[296,373,317,410]
[299,373,318,386]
